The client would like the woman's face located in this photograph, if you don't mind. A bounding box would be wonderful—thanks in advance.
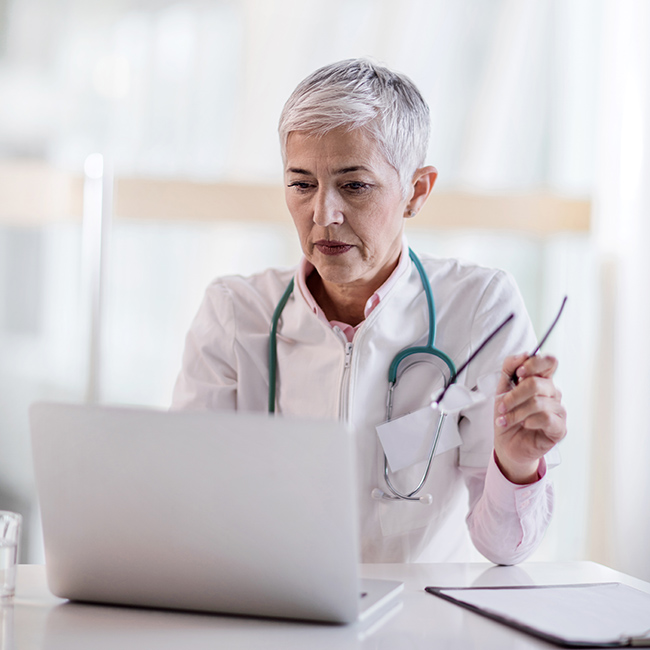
[284,127,410,293]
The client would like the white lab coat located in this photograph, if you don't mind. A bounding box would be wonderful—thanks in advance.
[173,251,541,563]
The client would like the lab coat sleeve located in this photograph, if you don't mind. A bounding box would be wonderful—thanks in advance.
[456,269,554,564]
[171,280,238,411]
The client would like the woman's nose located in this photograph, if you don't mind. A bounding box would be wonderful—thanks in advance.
[312,189,344,226]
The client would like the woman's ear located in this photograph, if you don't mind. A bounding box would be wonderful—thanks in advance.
[404,166,437,218]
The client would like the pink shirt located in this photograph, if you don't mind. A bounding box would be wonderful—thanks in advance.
[295,241,551,563]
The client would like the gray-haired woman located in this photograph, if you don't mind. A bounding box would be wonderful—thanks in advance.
[173,59,566,564]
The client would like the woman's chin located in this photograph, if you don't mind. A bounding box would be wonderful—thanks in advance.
[314,266,361,287]
[310,252,362,286]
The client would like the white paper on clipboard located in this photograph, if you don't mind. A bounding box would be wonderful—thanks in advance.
[426,582,650,647]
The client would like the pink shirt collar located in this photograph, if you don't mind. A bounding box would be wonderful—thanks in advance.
[296,237,411,342]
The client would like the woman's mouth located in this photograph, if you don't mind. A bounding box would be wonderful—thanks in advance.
[314,240,353,256]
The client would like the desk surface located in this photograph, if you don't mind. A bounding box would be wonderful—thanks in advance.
[4,561,650,650]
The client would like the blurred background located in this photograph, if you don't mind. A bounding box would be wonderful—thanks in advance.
[0,0,648,579]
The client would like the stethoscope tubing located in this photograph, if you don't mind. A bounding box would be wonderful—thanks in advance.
[268,278,295,414]
[387,250,457,386]
[267,249,457,504]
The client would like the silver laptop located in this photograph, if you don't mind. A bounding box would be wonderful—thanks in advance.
[30,402,402,624]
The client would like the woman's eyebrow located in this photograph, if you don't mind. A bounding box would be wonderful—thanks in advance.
[336,165,370,175]
[286,165,371,175]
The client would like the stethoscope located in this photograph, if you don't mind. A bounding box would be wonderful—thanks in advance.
[268,248,458,504]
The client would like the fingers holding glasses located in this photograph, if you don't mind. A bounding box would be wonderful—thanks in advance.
[512,354,559,383]
[496,353,529,395]
[496,391,566,441]
[498,353,558,392]
[493,353,567,484]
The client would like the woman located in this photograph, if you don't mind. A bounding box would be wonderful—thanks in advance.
[173,59,566,564]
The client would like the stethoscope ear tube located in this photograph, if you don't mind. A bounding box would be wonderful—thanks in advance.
[387,250,458,386]
[377,410,447,504]
[268,278,295,414]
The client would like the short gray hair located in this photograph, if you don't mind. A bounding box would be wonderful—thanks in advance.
[278,59,430,194]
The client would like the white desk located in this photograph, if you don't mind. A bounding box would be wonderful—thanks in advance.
[5,562,650,649]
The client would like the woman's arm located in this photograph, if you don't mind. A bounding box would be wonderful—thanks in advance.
[171,281,238,411]
[463,453,554,565]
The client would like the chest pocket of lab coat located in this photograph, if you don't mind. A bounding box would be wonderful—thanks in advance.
[376,408,463,537]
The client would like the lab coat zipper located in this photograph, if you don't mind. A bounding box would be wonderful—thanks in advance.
[334,328,354,423]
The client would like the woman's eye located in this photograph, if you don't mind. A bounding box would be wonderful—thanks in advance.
[287,181,313,191]
[343,181,370,192]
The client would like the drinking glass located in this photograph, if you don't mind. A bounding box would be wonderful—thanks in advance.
[0,512,22,601]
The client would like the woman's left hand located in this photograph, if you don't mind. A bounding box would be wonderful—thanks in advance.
[493,353,567,484]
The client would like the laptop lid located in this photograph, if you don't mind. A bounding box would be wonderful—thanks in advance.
[30,402,396,624]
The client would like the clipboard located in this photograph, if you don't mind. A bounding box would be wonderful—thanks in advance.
[425,583,650,648]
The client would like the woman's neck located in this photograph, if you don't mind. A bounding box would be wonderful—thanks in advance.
[306,258,399,327]
[307,275,364,326]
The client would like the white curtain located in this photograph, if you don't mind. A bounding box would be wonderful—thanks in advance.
[590,0,650,580]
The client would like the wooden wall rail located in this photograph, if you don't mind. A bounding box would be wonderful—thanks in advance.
[0,161,84,225]
[0,161,590,234]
